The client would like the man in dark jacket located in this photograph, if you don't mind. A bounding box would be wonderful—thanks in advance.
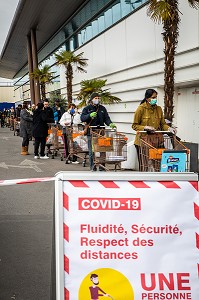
[32,102,49,159]
[80,92,116,171]
[43,99,54,123]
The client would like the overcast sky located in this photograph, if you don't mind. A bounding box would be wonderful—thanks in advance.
[0,0,19,81]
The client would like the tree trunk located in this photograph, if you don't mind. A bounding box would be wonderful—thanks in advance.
[66,63,73,106]
[163,0,179,122]
[40,83,46,101]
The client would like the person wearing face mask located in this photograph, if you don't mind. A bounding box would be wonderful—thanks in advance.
[80,92,116,171]
[132,89,176,170]
[60,103,81,163]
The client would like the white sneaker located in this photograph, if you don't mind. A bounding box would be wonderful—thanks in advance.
[72,161,80,164]
[34,156,40,159]
[40,155,49,159]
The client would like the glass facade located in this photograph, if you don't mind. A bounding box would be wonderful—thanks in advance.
[14,0,147,100]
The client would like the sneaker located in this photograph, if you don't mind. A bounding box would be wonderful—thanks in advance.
[34,156,40,159]
[40,155,49,159]
[72,161,80,164]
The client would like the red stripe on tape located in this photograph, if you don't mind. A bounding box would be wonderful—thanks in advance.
[158,181,181,189]
[63,193,69,210]
[17,177,53,184]
[0,177,55,186]
[129,181,150,188]
[64,255,69,274]
[196,233,199,250]
[194,203,199,221]
[64,223,69,242]
[99,181,119,188]
[64,288,69,300]
[69,180,89,188]
[189,181,198,191]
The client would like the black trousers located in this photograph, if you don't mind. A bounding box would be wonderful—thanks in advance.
[34,137,46,156]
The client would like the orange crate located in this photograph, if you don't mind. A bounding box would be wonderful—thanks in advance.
[72,132,80,139]
[57,130,62,136]
[98,137,111,146]
[149,148,165,160]
[48,129,52,134]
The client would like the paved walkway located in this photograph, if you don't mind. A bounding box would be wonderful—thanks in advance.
[0,126,90,300]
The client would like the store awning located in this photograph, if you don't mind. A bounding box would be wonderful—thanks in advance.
[0,0,87,79]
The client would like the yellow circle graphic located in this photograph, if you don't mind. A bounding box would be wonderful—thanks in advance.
[79,268,134,300]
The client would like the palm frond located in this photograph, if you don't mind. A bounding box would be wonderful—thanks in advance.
[77,78,121,108]
[147,0,172,23]
[188,0,199,9]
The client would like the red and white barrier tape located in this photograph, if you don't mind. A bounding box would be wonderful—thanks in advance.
[0,177,55,186]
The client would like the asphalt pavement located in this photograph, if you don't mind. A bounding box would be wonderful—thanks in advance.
[0,126,90,300]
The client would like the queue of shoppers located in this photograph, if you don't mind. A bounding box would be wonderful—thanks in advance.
[1,89,180,172]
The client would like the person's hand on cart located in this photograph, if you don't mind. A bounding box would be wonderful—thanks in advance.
[90,112,97,118]
[109,123,116,129]
[144,125,155,133]
[168,126,177,135]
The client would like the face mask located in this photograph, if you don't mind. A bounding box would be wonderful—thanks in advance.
[92,99,99,105]
[70,108,75,114]
[149,99,157,105]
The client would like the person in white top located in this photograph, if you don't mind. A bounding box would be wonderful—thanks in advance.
[60,103,82,163]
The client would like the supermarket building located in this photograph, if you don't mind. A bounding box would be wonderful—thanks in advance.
[0,0,198,144]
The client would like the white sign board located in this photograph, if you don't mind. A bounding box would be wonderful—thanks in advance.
[54,172,199,300]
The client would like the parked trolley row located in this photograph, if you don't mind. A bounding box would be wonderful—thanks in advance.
[12,119,191,172]
[41,125,191,172]
[45,124,128,171]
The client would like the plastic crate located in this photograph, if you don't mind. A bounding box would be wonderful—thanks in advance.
[149,148,165,160]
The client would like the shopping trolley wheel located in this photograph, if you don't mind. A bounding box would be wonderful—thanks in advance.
[52,154,54,159]
[55,151,57,157]
[82,161,86,167]
[61,156,63,161]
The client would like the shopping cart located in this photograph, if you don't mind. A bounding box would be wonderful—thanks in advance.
[13,119,20,136]
[91,127,128,171]
[46,123,65,160]
[64,125,88,166]
[138,131,190,172]
[9,116,15,131]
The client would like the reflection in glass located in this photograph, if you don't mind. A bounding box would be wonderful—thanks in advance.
[13,0,147,92]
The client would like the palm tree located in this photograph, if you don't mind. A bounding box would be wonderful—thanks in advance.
[147,0,199,122]
[54,50,88,106]
[77,78,122,108]
[31,65,55,101]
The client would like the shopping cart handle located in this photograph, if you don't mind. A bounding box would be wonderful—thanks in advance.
[90,126,105,128]
[138,130,170,133]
